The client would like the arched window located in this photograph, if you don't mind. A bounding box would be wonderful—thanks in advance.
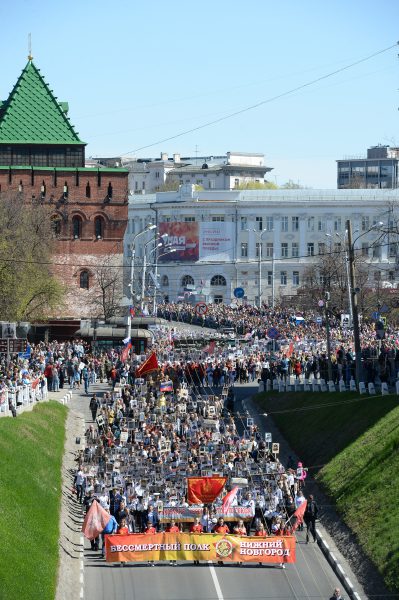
[51,215,61,237]
[72,216,82,239]
[161,275,169,287]
[181,275,194,287]
[79,271,89,289]
[211,275,227,286]
[94,216,104,239]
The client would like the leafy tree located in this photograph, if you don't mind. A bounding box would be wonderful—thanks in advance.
[0,192,64,320]
[91,248,123,320]
[236,181,278,190]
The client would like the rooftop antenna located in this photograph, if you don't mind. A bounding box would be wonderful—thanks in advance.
[28,33,33,61]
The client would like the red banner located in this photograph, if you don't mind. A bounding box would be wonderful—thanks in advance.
[82,500,110,540]
[158,222,199,262]
[136,352,159,377]
[158,506,254,523]
[187,476,227,505]
[105,532,296,564]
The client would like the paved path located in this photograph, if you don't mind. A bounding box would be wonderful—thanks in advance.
[73,382,347,600]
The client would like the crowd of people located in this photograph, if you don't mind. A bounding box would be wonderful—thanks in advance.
[67,324,323,566]
[158,302,399,385]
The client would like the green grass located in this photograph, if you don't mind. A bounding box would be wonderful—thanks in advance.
[0,402,67,600]
[255,391,399,592]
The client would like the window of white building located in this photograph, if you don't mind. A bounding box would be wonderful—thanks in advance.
[307,217,315,231]
[211,275,227,286]
[362,216,370,231]
[267,271,273,285]
[292,216,299,231]
[281,243,288,258]
[266,216,274,231]
[241,242,248,258]
[241,216,248,231]
[280,271,287,285]
[256,216,263,231]
[334,217,342,232]
[307,242,314,256]
[266,243,274,258]
[292,242,299,258]
[256,242,261,258]
[212,216,225,222]
[293,271,300,286]
[281,216,288,232]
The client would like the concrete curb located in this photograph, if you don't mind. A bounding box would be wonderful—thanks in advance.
[316,530,362,599]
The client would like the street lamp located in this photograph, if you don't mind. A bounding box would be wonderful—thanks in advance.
[127,223,156,337]
[140,234,168,312]
[325,231,354,324]
[151,247,177,314]
[346,219,383,386]
[249,228,269,309]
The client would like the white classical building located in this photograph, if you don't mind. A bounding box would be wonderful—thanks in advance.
[124,186,399,306]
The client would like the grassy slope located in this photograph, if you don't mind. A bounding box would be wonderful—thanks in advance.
[0,402,67,600]
[255,391,399,592]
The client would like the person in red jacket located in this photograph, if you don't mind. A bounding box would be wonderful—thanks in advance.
[165,520,180,566]
[233,519,247,566]
[190,518,203,564]
[254,522,268,566]
[212,518,230,565]
[144,521,156,566]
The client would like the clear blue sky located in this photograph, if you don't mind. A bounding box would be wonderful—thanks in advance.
[0,0,398,187]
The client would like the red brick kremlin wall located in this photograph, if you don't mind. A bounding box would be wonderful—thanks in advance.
[0,167,129,317]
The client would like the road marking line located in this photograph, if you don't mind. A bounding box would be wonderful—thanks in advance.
[208,561,224,600]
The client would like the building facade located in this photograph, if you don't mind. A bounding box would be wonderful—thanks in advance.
[98,151,272,194]
[337,145,399,189]
[125,186,399,307]
[0,59,129,317]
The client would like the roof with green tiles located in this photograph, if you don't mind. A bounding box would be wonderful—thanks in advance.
[0,60,85,145]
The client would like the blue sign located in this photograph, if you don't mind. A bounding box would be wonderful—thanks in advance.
[234,287,245,299]
[267,327,279,340]
[315,317,322,324]
[371,311,380,321]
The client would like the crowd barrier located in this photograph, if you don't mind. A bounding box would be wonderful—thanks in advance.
[0,379,49,417]
[258,375,399,395]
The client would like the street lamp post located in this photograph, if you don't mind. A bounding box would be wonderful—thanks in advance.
[152,247,176,315]
[251,228,268,308]
[346,220,362,385]
[346,218,383,386]
[127,224,156,338]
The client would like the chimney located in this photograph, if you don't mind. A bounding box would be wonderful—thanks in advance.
[161,152,168,161]
[173,153,181,163]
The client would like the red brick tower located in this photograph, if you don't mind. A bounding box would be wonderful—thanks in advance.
[0,58,128,317]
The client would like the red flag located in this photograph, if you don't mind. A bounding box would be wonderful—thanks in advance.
[203,340,216,355]
[136,352,159,377]
[82,500,111,540]
[121,342,132,363]
[221,486,239,514]
[187,476,227,505]
[31,377,40,390]
[287,342,294,358]
[291,499,307,533]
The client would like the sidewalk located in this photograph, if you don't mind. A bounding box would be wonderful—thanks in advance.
[55,381,110,600]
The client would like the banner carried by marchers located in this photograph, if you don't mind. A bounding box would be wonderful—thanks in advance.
[158,505,254,523]
[105,533,296,564]
[187,476,227,504]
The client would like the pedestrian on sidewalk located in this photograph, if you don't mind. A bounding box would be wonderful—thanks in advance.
[90,393,100,421]
[82,365,90,394]
[304,494,319,543]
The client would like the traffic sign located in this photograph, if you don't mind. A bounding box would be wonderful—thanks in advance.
[318,300,324,308]
[234,287,245,299]
[315,316,322,324]
[267,327,279,340]
[195,302,208,316]
[0,339,27,354]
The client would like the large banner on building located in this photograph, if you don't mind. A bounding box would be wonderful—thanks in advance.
[158,222,234,262]
[158,506,254,523]
[199,222,234,262]
[105,533,295,564]
[158,222,199,261]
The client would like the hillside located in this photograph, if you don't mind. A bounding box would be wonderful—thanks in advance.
[0,402,67,600]
[255,391,399,593]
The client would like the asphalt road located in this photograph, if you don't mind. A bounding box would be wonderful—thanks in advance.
[74,380,343,600]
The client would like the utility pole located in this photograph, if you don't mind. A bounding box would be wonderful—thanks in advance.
[346,219,362,385]
[258,240,262,309]
[272,253,275,309]
[325,292,333,382]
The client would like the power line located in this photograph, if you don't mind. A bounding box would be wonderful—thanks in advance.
[120,42,398,156]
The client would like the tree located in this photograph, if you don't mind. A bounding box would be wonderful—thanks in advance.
[236,181,278,190]
[280,180,308,189]
[91,249,123,320]
[0,192,64,320]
